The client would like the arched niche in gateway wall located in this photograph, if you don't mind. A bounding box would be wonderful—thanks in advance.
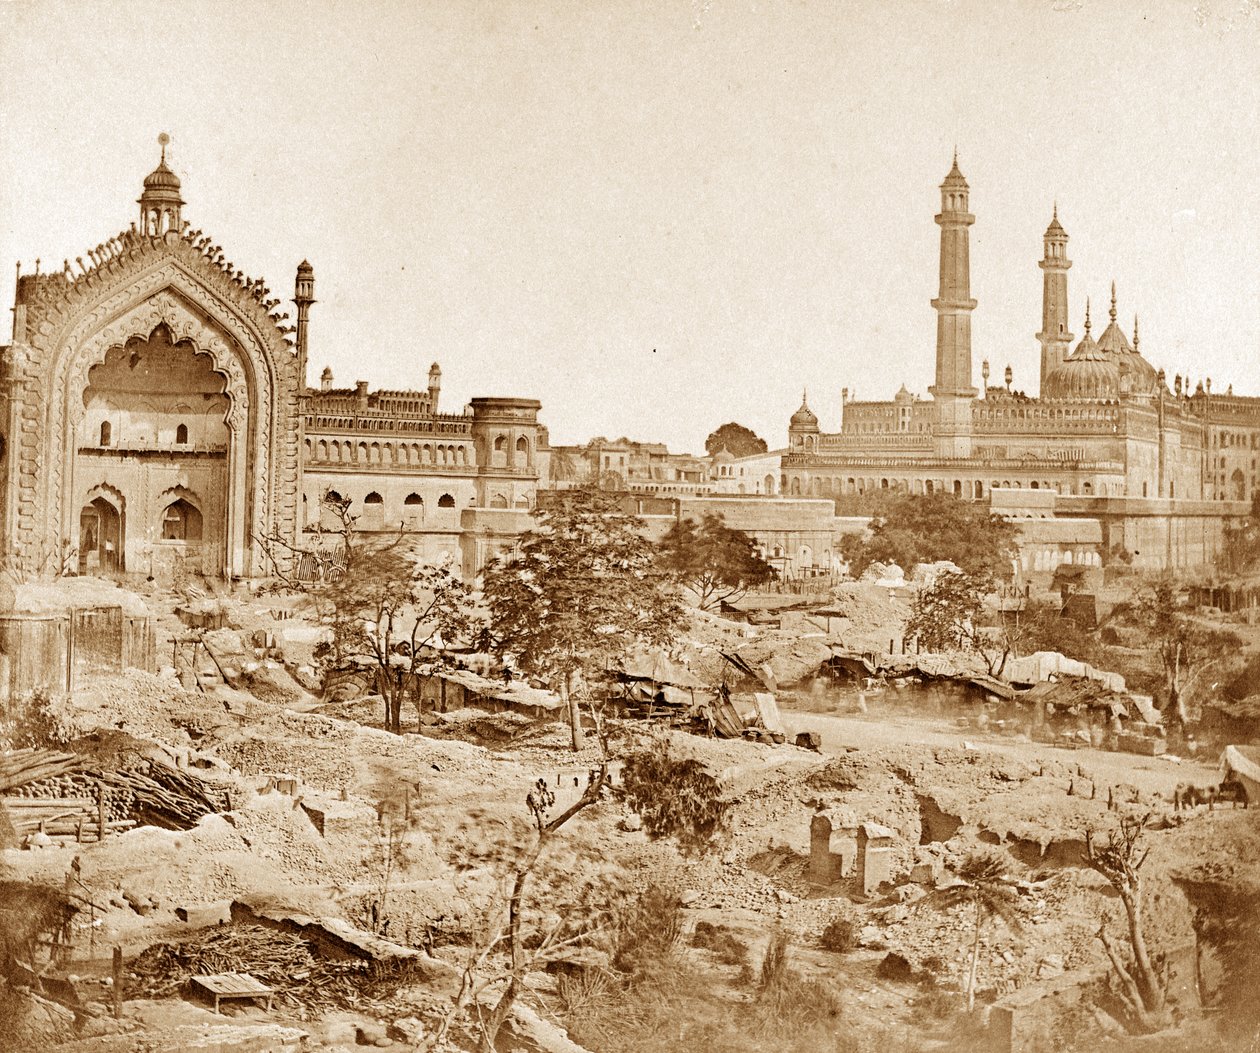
[32,279,282,580]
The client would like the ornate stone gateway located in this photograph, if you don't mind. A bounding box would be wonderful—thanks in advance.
[2,142,304,580]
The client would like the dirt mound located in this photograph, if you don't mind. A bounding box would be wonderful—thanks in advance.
[14,576,152,615]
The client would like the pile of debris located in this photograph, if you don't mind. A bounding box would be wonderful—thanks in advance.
[128,923,421,1013]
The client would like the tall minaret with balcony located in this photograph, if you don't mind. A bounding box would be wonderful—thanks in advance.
[929,152,978,459]
[293,260,316,389]
[1037,206,1073,393]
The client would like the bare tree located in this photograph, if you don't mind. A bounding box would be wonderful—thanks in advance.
[1084,814,1172,1034]
[425,717,731,1052]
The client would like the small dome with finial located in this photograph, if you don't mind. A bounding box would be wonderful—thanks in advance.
[790,390,819,429]
[1044,203,1066,238]
[941,148,968,188]
[143,133,182,193]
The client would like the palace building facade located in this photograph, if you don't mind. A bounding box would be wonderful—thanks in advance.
[0,143,547,582]
[779,156,1259,568]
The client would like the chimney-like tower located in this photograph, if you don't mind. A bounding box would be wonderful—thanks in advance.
[1038,206,1073,393]
[428,362,442,413]
[293,260,316,389]
[929,152,978,459]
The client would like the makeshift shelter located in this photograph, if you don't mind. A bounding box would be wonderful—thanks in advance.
[1221,745,1260,804]
[729,637,835,689]
[1019,676,1134,719]
[425,669,561,718]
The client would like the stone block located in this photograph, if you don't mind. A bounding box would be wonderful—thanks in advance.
[176,900,232,927]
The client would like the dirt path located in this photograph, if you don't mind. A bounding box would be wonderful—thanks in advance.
[779,709,1218,795]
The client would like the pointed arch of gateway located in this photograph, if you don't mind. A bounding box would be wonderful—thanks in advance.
[14,247,301,579]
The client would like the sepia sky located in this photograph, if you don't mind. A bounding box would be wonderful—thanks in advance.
[2,0,1259,453]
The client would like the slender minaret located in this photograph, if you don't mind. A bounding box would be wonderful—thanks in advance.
[293,260,316,389]
[1038,205,1073,393]
[929,152,978,458]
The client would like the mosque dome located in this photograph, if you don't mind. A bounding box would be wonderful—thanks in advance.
[790,392,819,429]
[1044,343,1120,402]
[1096,284,1161,396]
[143,159,181,193]
[1043,301,1120,401]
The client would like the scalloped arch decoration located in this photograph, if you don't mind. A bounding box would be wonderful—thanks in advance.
[30,265,287,578]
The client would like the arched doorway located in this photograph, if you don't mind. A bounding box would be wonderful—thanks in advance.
[78,492,124,575]
[75,322,230,578]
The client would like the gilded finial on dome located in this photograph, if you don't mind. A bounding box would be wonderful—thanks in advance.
[1084,298,1091,335]
[1109,281,1117,323]
[158,131,170,164]
[1133,315,1140,352]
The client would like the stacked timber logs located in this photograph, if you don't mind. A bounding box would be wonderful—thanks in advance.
[1,749,230,840]
[0,749,82,791]
[91,761,229,830]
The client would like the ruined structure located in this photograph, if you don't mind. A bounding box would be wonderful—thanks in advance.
[0,139,547,581]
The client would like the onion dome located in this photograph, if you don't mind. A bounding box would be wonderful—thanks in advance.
[142,133,182,195]
[138,133,184,235]
[790,390,819,429]
[143,158,181,193]
[1043,299,1120,401]
[1096,284,1161,396]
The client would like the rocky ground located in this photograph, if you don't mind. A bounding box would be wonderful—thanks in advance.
[0,576,1254,1052]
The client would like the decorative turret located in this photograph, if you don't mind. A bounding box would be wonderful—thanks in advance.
[320,366,333,393]
[930,151,978,458]
[138,133,184,236]
[428,362,442,412]
[293,260,316,389]
[789,390,820,450]
[1037,204,1073,394]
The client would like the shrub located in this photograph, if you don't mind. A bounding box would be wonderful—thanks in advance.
[610,884,684,980]
[912,987,960,1021]
[620,735,730,855]
[691,921,748,965]
[759,931,790,992]
[820,914,859,954]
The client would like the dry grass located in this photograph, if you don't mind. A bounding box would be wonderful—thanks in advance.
[561,926,878,1053]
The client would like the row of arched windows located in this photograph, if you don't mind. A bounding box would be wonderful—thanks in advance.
[99,421,191,447]
[305,438,471,466]
[780,476,1105,499]
[317,489,459,532]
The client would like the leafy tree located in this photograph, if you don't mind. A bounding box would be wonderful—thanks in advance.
[1219,491,1260,576]
[319,543,475,733]
[481,487,684,750]
[916,849,1023,1012]
[260,490,476,733]
[619,732,731,853]
[842,492,1019,582]
[704,422,769,458]
[656,513,777,610]
[1136,580,1241,732]
[1016,600,1102,667]
[1085,815,1172,1035]
[906,569,1011,675]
